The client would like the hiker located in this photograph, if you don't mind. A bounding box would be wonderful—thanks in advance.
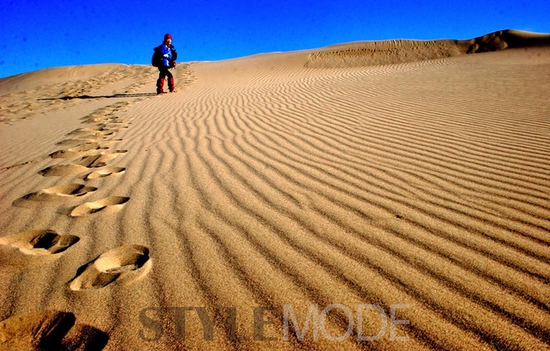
[153,34,178,94]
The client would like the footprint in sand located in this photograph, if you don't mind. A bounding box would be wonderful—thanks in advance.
[81,114,120,123]
[56,138,121,147]
[74,151,127,167]
[66,127,117,138]
[0,230,79,255]
[0,310,109,351]
[69,196,129,217]
[39,151,127,177]
[50,143,108,159]
[39,163,90,177]
[83,166,126,180]
[69,245,150,290]
[13,184,97,206]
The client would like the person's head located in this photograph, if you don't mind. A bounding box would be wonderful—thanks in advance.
[164,33,172,45]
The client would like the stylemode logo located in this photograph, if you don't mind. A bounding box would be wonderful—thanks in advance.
[139,303,410,343]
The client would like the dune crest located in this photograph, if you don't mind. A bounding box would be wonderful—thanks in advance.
[306,29,550,68]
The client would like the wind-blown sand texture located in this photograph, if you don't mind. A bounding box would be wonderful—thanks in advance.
[0,30,549,350]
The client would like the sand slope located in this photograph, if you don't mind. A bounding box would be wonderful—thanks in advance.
[0,30,549,350]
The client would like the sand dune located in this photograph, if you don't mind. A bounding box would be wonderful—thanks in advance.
[306,29,550,68]
[0,30,549,350]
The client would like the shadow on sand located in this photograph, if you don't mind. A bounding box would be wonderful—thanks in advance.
[40,92,157,101]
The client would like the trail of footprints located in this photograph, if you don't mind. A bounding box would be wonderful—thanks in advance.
[3,101,150,292]
[0,65,158,125]
[1,66,201,346]
[3,65,198,295]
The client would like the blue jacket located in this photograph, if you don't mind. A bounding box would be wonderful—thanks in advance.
[154,44,178,68]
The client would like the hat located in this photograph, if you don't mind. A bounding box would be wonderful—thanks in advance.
[164,33,172,42]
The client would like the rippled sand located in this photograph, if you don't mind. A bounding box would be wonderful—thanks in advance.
[1,30,549,350]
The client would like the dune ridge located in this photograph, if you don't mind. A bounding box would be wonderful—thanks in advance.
[306,29,550,68]
[1,31,549,350]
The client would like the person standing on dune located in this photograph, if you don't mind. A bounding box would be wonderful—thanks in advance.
[153,34,178,94]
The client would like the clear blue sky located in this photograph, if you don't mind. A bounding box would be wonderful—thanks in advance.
[1,0,549,78]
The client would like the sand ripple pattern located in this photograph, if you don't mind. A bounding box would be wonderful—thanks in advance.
[110,46,550,350]
[0,40,549,350]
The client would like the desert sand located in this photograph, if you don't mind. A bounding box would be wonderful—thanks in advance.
[0,29,549,350]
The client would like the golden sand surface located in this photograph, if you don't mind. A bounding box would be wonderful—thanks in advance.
[1,30,549,350]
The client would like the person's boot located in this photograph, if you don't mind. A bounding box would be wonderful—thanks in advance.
[156,78,165,94]
[168,77,176,92]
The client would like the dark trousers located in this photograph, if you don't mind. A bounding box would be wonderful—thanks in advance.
[156,67,175,93]
[158,66,173,80]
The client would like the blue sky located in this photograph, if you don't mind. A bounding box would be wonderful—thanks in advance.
[1,0,549,78]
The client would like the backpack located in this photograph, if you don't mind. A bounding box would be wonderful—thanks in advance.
[151,47,162,67]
